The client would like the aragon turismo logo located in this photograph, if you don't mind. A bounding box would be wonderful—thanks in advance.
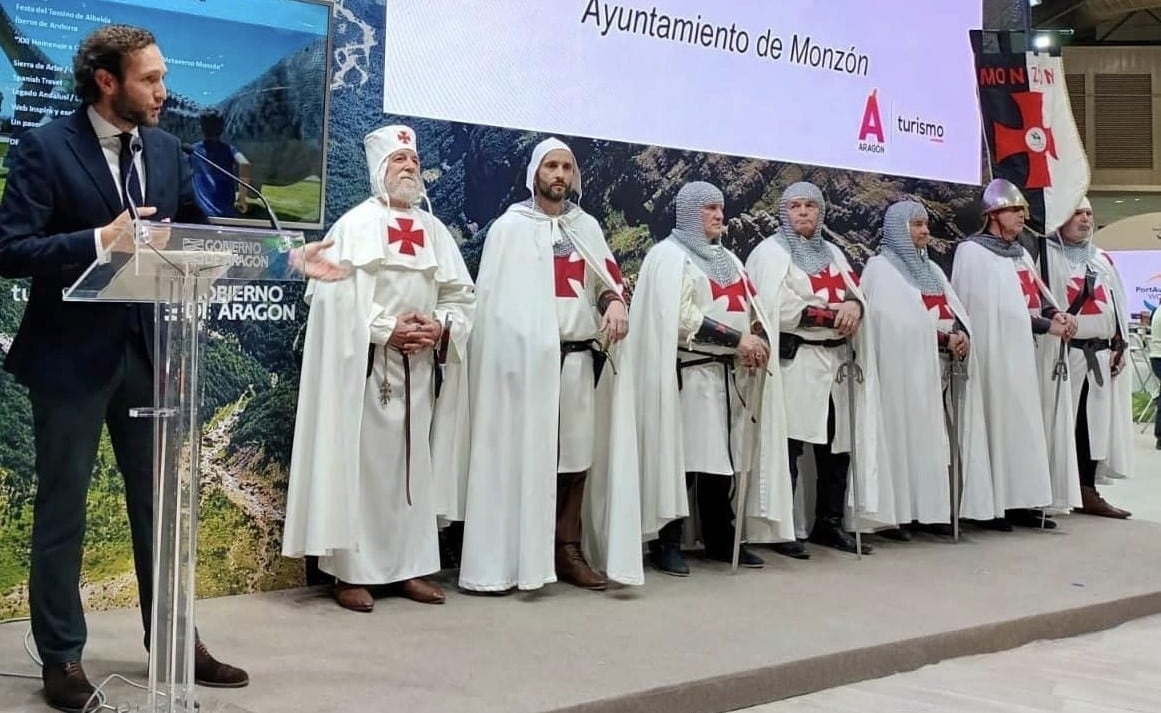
[857,89,885,154]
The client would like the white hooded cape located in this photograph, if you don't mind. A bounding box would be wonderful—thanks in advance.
[950,240,1053,512]
[281,200,475,557]
[746,238,895,535]
[457,203,643,591]
[629,238,796,544]
[861,256,996,523]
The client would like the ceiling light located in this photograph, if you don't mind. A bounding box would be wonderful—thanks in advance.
[1033,34,1052,49]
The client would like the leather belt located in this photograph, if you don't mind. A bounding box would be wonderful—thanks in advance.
[676,347,738,472]
[561,339,608,384]
[1069,337,1111,388]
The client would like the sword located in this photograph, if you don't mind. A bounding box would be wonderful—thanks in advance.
[836,342,864,560]
[945,353,968,543]
[731,364,764,573]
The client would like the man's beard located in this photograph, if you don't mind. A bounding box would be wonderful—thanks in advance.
[386,173,423,205]
[535,177,567,204]
[113,92,156,127]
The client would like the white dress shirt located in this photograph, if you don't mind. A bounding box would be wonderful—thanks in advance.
[88,105,146,262]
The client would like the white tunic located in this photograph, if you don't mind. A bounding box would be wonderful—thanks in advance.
[677,264,753,476]
[950,241,1052,511]
[282,202,476,585]
[555,248,601,473]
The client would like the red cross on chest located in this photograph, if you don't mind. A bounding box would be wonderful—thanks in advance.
[1066,276,1108,315]
[554,254,587,298]
[809,268,848,304]
[922,293,955,321]
[710,278,748,313]
[387,217,425,256]
[1016,269,1042,310]
[994,91,1057,189]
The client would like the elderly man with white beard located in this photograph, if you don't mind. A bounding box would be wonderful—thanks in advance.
[282,124,476,612]
[746,181,891,558]
[861,200,996,533]
[458,137,642,594]
[1038,196,1133,519]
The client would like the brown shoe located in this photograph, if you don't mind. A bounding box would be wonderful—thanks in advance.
[1076,486,1131,519]
[399,577,446,604]
[556,543,608,590]
[194,640,250,688]
[333,581,374,612]
[42,661,96,713]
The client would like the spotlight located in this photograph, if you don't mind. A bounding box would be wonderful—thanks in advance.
[1033,34,1052,49]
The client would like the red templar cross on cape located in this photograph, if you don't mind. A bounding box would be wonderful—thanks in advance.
[1016,269,1042,310]
[809,267,856,304]
[555,253,586,298]
[709,277,753,313]
[387,217,425,256]
[1066,277,1108,315]
[922,293,955,321]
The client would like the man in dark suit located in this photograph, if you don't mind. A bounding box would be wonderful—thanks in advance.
[0,25,248,712]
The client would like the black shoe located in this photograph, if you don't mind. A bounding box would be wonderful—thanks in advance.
[648,543,690,577]
[1155,438,1161,451]
[1006,508,1057,530]
[970,517,1013,532]
[42,662,96,713]
[878,527,912,542]
[809,520,875,555]
[913,522,955,537]
[705,544,765,568]
[770,540,811,560]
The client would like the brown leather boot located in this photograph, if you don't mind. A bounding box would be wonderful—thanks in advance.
[333,581,374,612]
[555,473,608,590]
[1076,485,1131,519]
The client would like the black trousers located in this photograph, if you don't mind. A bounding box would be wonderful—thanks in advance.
[657,473,736,554]
[1075,378,1097,489]
[28,338,155,665]
[788,399,850,524]
[1151,358,1161,440]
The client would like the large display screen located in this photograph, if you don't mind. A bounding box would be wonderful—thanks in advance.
[383,0,983,185]
[0,0,333,228]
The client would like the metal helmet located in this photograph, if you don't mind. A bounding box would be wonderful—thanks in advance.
[980,178,1029,215]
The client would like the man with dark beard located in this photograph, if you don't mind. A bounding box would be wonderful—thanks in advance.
[0,24,247,712]
[459,138,643,594]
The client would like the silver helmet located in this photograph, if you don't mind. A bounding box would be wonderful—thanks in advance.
[980,178,1029,215]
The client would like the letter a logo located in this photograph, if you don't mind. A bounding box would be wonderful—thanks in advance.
[859,89,885,143]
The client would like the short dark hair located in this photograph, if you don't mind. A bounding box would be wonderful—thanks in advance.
[200,109,226,139]
[72,24,156,104]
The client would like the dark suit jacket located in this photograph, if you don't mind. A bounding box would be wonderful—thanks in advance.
[0,108,205,397]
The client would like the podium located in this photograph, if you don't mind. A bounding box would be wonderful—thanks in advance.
[64,221,306,712]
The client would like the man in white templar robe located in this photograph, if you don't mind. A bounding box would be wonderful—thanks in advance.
[1038,196,1132,519]
[631,181,795,577]
[861,200,995,531]
[950,178,1073,530]
[282,125,476,612]
[458,138,642,593]
[746,181,892,558]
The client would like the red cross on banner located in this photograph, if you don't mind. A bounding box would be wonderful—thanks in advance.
[1066,277,1108,315]
[554,254,586,298]
[993,91,1057,190]
[387,217,425,256]
[810,268,847,304]
[1016,269,1042,310]
[710,279,748,312]
[922,293,955,321]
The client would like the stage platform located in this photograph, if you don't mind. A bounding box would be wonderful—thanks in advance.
[3,437,1159,713]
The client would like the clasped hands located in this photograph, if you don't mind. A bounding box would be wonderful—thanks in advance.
[1048,312,1079,341]
[388,312,443,354]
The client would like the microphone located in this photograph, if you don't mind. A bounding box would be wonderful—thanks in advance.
[124,136,150,245]
[181,143,283,232]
